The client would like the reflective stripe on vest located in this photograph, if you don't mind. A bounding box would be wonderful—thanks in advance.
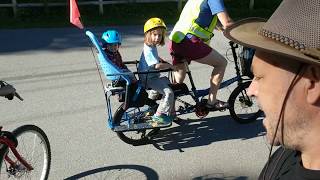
[169,0,218,43]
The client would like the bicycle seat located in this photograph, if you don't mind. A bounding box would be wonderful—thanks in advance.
[169,83,189,96]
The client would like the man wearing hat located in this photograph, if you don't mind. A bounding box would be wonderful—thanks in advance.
[224,0,320,179]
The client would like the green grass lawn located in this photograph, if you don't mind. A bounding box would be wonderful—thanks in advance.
[0,0,282,29]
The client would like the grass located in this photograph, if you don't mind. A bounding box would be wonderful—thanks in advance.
[0,0,282,29]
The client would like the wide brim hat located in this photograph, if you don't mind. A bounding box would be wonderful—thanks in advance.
[224,0,320,66]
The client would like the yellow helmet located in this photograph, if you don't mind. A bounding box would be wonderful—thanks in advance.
[143,17,167,33]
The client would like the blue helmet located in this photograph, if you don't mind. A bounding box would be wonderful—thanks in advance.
[101,30,121,45]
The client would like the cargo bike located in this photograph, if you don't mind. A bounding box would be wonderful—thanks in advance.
[86,31,262,145]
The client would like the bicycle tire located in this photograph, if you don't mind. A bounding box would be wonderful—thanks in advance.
[0,125,51,180]
[228,81,263,124]
[114,102,159,146]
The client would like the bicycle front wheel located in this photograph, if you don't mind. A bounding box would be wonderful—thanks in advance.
[0,125,51,180]
[228,81,263,124]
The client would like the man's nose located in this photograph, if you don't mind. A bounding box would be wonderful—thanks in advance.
[247,80,257,97]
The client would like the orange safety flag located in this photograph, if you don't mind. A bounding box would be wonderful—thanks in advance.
[70,0,84,29]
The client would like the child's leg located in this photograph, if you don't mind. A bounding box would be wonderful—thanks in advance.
[147,77,174,117]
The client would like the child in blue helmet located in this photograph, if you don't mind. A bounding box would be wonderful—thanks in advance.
[101,30,126,69]
[101,30,135,87]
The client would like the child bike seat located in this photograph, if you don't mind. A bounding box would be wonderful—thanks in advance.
[85,31,135,84]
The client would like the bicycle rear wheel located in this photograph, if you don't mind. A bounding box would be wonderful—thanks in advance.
[0,125,51,180]
[228,81,263,124]
[114,102,159,146]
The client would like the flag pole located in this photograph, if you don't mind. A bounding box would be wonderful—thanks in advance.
[69,0,107,94]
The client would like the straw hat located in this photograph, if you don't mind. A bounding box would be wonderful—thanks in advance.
[224,0,320,66]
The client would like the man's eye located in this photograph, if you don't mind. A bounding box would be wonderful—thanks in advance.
[254,76,262,81]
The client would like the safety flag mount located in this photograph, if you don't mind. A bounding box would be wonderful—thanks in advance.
[70,0,84,29]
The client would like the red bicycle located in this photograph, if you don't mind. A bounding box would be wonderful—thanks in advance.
[0,81,51,180]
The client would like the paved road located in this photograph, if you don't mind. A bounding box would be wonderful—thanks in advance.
[0,26,269,180]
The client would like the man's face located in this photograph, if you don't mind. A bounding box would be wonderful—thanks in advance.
[248,51,310,148]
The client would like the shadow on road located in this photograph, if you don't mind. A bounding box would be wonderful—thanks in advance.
[64,164,159,180]
[193,174,248,180]
[149,115,265,151]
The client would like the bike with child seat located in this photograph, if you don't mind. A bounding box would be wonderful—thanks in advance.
[0,81,51,180]
[86,31,262,146]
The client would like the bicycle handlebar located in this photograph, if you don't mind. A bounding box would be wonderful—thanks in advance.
[133,68,172,75]
[123,60,139,65]
[0,81,23,101]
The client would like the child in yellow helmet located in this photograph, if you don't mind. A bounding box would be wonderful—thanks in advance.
[138,17,176,126]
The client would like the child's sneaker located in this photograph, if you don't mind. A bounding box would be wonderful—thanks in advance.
[148,114,173,126]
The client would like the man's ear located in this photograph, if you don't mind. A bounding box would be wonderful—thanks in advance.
[305,65,320,105]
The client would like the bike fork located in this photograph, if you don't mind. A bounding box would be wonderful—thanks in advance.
[0,138,33,171]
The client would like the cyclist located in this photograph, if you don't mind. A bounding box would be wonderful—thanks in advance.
[168,0,233,111]
[225,0,320,179]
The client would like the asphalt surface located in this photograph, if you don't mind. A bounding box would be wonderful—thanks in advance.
[0,26,269,180]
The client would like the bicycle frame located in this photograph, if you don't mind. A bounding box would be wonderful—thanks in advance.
[103,41,254,128]
[174,41,252,116]
[85,29,256,133]
[0,128,33,172]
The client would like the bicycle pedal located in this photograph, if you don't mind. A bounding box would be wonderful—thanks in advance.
[219,108,227,112]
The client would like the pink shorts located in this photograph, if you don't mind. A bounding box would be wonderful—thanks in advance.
[168,34,212,65]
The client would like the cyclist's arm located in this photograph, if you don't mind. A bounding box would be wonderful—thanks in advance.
[217,11,233,30]
[208,0,233,30]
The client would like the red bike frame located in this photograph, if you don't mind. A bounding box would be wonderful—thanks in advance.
[0,128,33,171]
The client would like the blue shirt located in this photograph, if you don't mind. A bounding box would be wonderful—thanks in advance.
[195,0,226,28]
[138,44,160,81]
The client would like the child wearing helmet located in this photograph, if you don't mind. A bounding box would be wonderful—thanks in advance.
[138,17,176,126]
[101,30,126,69]
[101,30,135,87]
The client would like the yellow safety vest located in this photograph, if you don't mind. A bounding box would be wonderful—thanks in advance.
[169,0,218,44]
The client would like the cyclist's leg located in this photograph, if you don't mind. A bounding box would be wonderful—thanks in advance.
[168,39,188,84]
[172,62,187,84]
[169,35,227,107]
[194,48,227,105]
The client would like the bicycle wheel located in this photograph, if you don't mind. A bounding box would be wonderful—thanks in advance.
[0,125,51,180]
[228,81,263,124]
[114,102,159,146]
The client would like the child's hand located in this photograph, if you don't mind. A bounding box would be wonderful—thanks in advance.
[169,64,178,71]
[155,62,176,71]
